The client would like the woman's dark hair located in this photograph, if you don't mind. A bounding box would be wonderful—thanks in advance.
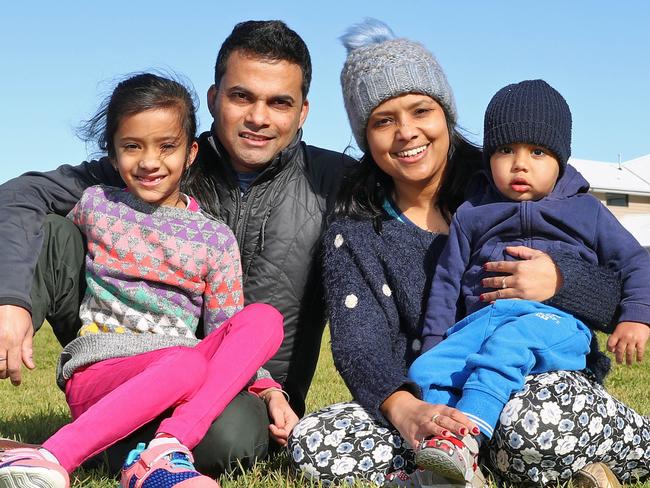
[79,73,198,159]
[334,117,482,232]
[214,20,312,100]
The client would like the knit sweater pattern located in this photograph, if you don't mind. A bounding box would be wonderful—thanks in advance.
[57,185,243,388]
[323,216,620,421]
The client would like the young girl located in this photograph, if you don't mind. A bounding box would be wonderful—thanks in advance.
[0,74,284,488]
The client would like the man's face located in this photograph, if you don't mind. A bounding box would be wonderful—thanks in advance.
[208,50,309,173]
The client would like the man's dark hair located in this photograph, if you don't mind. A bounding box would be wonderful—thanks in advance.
[214,20,312,99]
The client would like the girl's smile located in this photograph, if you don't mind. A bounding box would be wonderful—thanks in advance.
[113,108,198,207]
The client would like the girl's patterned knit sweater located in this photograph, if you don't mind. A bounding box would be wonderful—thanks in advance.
[56,185,271,388]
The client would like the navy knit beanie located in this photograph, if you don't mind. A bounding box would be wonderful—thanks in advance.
[483,79,572,170]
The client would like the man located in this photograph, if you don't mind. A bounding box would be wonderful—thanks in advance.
[0,20,350,475]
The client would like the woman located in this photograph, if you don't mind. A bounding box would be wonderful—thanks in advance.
[288,19,649,487]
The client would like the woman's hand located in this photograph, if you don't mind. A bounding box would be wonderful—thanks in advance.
[380,390,478,450]
[480,246,562,303]
[261,389,299,446]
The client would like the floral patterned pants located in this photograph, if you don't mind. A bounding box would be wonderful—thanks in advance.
[288,371,649,486]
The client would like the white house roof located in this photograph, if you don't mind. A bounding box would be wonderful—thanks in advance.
[569,155,650,196]
[621,154,650,184]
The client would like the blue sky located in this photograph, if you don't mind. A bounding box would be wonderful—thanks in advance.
[1,1,649,184]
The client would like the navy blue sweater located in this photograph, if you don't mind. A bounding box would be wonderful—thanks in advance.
[323,216,619,421]
[422,165,650,352]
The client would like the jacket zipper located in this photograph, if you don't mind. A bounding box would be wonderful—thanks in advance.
[522,200,532,246]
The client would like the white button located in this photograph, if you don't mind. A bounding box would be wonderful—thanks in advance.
[345,294,358,308]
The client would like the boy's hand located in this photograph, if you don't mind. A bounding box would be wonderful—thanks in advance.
[607,321,650,365]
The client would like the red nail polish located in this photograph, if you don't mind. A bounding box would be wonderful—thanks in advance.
[442,430,451,436]
[479,295,485,302]
[472,427,480,435]
[460,428,468,436]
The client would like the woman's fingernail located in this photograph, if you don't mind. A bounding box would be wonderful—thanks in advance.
[442,430,451,436]
[460,428,468,436]
[472,427,480,435]
[479,295,485,302]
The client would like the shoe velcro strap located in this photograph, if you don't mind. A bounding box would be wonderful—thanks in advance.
[138,443,194,467]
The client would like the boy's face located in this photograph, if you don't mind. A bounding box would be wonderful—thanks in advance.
[490,143,560,201]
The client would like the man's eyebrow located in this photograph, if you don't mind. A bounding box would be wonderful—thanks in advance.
[226,85,295,104]
[226,84,252,95]
[270,94,296,104]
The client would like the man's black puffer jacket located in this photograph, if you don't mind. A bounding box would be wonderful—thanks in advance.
[186,130,351,415]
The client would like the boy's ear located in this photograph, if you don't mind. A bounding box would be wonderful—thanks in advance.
[186,141,199,168]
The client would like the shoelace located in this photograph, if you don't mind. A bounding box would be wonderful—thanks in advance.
[168,452,194,470]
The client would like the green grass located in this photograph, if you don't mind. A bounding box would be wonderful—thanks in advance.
[0,327,647,487]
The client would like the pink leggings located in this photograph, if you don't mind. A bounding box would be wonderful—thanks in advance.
[42,303,283,473]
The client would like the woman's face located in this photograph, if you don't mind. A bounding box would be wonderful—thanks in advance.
[366,93,450,192]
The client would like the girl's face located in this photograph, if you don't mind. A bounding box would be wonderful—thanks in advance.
[112,108,198,207]
[490,143,559,201]
[366,93,450,194]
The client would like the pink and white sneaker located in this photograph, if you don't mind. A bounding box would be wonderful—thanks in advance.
[415,434,480,483]
[0,447,69,488]
[120,442,220,488]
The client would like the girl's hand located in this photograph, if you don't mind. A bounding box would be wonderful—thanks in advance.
[480,246,562,303]
[607,321,650,365]
[261,389,299,446]
[380,390,478,450]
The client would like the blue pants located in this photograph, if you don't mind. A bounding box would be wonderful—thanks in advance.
[408,300,592,438]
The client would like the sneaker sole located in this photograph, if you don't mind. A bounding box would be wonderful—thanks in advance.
[416,449,467,482]
[573,464,622,488]
[0,467,67,488]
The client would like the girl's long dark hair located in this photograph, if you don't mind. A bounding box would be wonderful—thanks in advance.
[78,73,197,160]
[334,119,482,232]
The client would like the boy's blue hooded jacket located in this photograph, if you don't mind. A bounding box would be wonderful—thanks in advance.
[421,164,650,352]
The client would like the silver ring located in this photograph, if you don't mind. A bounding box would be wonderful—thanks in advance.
[431,413,441,423]
[501,277,507,289]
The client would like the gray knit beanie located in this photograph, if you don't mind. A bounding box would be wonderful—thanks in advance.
[340,18,457,151]
[483,79,572,170]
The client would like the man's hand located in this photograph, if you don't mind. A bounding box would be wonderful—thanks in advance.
[261,389,299,446]
[607,321,650,365]
[0,305,36,385]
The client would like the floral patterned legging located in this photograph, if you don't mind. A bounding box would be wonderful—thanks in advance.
[288,371,649,486]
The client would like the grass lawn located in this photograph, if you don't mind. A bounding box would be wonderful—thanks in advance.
[0,325,647,487]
